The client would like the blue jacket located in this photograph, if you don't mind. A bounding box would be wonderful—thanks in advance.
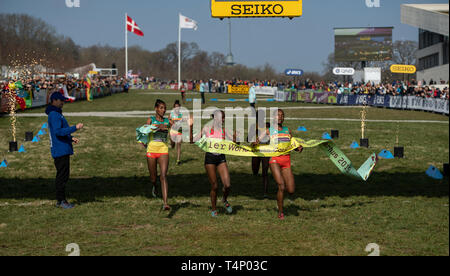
[46,105,77,158]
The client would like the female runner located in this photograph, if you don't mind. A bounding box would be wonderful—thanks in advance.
[146,99,171,211]
[180,82,187,104]
[268,109,303,220]
[169,100,183,165]
[195,110,234,217]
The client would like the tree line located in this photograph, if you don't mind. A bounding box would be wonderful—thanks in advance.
[1,13,417,82]
[0,13,282,80]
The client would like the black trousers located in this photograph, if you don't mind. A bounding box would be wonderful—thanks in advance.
[54,155,70,202]
[201,92,205,104]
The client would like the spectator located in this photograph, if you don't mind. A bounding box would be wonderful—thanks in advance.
[249,82,256,109]
[199,80,206,104]
[46,92,84,209]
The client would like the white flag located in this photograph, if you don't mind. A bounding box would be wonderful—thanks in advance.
[179,14,198,30]
[63,85,76,101]
[127,70,133,78]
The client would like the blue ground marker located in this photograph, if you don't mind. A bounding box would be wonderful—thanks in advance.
[297,126,307,132]
[322,132,332,140]
[350,141,360,149]
[18,145,26,153]
[426,165,444,180]
[378,150,394,159]
[38,129,46,136]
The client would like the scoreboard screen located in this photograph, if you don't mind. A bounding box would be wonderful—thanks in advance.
[334,27,393,62]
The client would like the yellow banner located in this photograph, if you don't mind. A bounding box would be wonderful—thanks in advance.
[211,0,303,18]
[196,137,325,157]
[228,85,249,95]
[195,137,378,181]
[390,64,416,74]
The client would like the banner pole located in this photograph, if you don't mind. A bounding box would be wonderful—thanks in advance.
[178,13,181,90]
[125,13,128,80]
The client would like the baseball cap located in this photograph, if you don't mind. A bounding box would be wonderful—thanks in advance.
[50,92,68,102]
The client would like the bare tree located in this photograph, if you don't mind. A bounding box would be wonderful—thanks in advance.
[393,40,418,65]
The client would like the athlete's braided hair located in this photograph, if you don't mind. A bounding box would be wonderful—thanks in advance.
[155,99,166,108]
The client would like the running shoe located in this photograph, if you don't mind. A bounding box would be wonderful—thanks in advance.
[162,205,171,211]
[176,160,181,165]
[223,200,233,214]
[278,213,285,220]
[211,210,218,217]
[151,185,158,198]
[56,200,74,209]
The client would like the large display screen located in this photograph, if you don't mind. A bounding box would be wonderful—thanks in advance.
[334,27,393,62]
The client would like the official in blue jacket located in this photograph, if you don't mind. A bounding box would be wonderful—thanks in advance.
[46,92,84,209]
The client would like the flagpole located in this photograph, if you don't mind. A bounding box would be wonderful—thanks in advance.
[125,13,128,80]
[178,13,181,91]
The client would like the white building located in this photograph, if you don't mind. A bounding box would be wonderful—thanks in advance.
[401,4,449,84]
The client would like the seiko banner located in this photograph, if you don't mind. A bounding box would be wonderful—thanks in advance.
[390,64,416,74]
[228,85,249,94]
[211,0,303,19]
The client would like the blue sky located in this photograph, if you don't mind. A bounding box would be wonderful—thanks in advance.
[1,0,448,73]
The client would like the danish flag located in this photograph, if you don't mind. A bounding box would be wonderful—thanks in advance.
[126,15,144,36]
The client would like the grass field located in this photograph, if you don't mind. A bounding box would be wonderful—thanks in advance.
[0,89,448,256]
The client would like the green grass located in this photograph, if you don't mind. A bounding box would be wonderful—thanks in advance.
[0,89,448,256]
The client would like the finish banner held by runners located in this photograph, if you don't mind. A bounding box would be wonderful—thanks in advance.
[196,137,377,181]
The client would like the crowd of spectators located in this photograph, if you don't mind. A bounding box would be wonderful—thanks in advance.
[1,76,128,94]
[135,77,449,100]
[5,75,446,101]
[311,80,449,100]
